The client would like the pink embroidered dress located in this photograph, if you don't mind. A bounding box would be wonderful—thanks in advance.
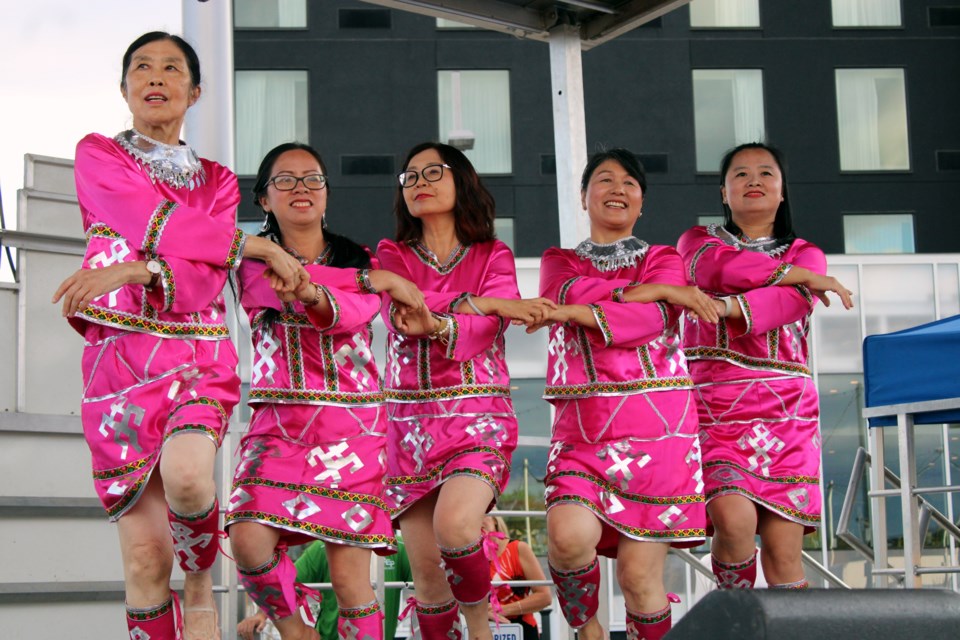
[224,247,395,552]
[540,238,706,555]
[376,239,520,516]
[71,131,244,520]
[678,224,823,532]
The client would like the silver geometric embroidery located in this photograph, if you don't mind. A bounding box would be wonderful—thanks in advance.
[400,420,435,472]
[649,331,686,375]
[389,334,414,387]
[283,493,321,520]
[170,521,213,571]
[335,333,373,388]
[466,415,506,445]
[658,505,687,529]
[548,325,580,385]
[343,504,374,533]
[252,326,279,384]
[307,442,364,487]
[556,574,596,624]
[787,488,810,510]
[709,467,745,484]
[597,440,651,490]
[441,558,462,586]
[167,366,205,402]
[88,238,130,308]
[739,423,785,477]
[385,486,410,507]
[129,626,151,640]
[599,490,625,515]
[685,440,704,494]
[547,441,571,474]
[784,321,804,358]
[481,341,500,381]
[107,480,129,496]
[227,487,254,511]
[235,440,272,478]
[99,397,145,460]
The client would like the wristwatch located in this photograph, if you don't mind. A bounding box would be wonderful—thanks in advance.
[145,260,162,289]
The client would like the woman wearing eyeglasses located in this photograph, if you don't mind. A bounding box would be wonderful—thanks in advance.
[377,142,553,640]
[225,143,425,640]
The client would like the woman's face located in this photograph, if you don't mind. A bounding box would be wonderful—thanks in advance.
[721,147,784,225]
[581,159,644,237]
[402,148,457,221]
[121,39,199,135]
[259,149,328,234]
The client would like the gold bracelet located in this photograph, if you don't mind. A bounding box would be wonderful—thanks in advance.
[308,283,324,306]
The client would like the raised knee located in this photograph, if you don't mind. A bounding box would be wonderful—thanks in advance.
[433,511,478,549]
[617,567,659,603]
[548,528,591,568]
[125,538,174,586]
[163,467,213,510]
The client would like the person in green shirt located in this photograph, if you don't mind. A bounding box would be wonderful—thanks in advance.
[238,539,410,640]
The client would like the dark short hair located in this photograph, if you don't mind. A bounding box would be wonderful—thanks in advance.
[580,148,647,195]
[393,142,496,246]
[719,142,795,242]
[121,31,201,90]
[252,142,369,270]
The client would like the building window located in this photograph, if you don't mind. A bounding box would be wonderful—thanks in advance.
[843,214,915,254]
[495,218,515,253]
[438,70,512,174]
[235,70,309,175]
[831,0,902,27]
[234,0,306,28]
[835,69,910,171]
[698,214,724,227]
[692,69,765,172]
[689,0,760,28]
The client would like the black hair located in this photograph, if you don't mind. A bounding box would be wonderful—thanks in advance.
[392,142,496,245]
[718,142,796,242]
[251,142,371,270]
[580,148,647,194]
[121,31,201,90]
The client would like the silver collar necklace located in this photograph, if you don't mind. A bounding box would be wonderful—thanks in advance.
[115,128,206,190]
[574,236,650,272]
[710,224,791,258]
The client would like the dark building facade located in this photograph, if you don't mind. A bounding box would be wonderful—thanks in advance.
[233,0,960,257]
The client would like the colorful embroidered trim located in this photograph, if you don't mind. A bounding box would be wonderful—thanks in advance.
[225,228,245,270]
[702,460,819,485]
[763,263,792,287]
[384,385,510,402]
[543,376,694,398]
[547,494,706,539]
[249,388,385,405]
[410,242,469,274]
[127,597,175,621]
[684,347,810,376]
[225,510,394,546]
[707,486,820,525]
[78,306,229,338]
[143,200,177,255]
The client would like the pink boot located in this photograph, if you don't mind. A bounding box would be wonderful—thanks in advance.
[169,499,220,573]
[439,537,492,606]
[549,558,600,629]
[238,549,316,622]
[339,600,384,640]
[127,593,182,640]
[413,599,463,640]
[626,605,672,640]
[711,549,757,589]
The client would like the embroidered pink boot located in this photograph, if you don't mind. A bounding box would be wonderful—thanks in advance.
[439,537,492,606]
[549,558,600,629]
[711,549,758,589]
[413,599,463,640]
[127,593,183,640]
[625,604,672,640]
[238,550,318,622]
[339,600,384,640]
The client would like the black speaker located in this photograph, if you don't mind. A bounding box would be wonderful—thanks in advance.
[667,589,960,639]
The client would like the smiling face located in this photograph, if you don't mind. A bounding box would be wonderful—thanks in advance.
[721,147,784,229]
[121,39,199,140]
[401,147,457,221]
[259,149,328,234]
[581,159,644,241]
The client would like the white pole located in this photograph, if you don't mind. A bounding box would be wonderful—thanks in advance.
[548,24,589,248]
[182,0,235,170]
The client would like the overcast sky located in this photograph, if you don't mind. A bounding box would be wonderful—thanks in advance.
[0,0,182,279]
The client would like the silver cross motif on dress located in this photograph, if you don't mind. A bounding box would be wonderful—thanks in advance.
[466,415,506,445]
[335,333,374,388]
[739,423,785,477]
[88,238,130,307]
[283,493,322,519]
[99,397,145,460]
[252,327,280,384]
[400,420,435,472]
[307,442,364,487]
[548,325,580,384]
[597,441,651,490]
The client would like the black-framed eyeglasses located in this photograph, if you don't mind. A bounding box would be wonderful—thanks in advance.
[269,174,327,191]
[398,163,451,188]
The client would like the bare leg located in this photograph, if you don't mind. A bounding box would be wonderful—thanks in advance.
[757,510,806,586]
[707,495,758,563]
[117,474,176,608]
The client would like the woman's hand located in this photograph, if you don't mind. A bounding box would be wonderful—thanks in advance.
[244,235,303,293]
[393,302,438,337]
[371,270,425,313]
[236,611,268,640]
[487,605,509,624]
[806,273,854,309]
[524,304,591,333]
[494,297,558,325]
[660,285,721,324]
[687,298,727,323]
[52,262,147,317]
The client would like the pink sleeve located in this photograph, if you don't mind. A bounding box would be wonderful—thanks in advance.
[75,134,244,268]
[442,243,519,361]
[306,285,381,334]
[239,260,284,314]
[732,242,825,337]
[148,256,228,313]
[678,226,792,294]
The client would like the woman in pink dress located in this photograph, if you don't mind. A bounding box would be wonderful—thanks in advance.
[52,32,302,640]
[377,142,553,640]
[225,143,424,640]
[532,149,717,640]
[677,142,853,591]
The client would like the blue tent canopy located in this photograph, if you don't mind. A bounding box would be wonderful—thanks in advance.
[863,314,960,427]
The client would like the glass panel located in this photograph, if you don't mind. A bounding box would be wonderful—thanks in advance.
[235,0,307,28]
[693,69,765,172]
[235,70,309,175]
[438,70,512,174]
[835,69,910,171]
[843,213,915,254]
[862,264,935,338]
[812,264,862,372]
[831,0,902,27]
[689,0,760,27]
[436,18,480,29]
[938,264,960,318]
[697,214,724,226]
[495,218,515,254]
